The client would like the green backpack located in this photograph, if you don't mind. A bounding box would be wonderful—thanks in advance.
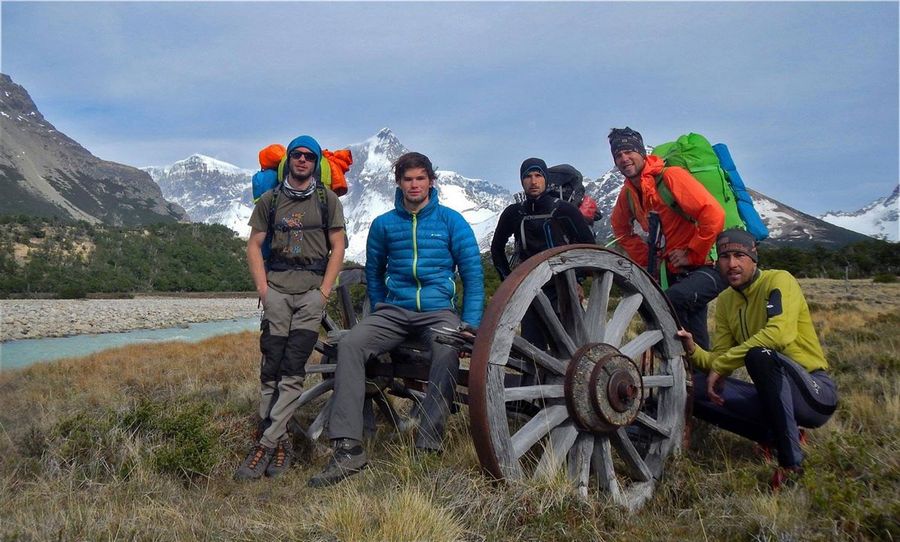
[650,133,744,233]
[624,132,743,286]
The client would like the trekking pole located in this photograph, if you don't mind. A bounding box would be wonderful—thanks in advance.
[647,211,662,282]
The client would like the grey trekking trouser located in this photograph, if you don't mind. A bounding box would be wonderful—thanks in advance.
[328,304,460,449]
[258,287,325,448]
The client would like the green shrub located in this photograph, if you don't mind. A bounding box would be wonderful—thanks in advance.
[873,273,898,283]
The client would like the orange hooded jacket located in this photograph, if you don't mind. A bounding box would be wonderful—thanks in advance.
[321,149,352,196]
[610,154,724,273]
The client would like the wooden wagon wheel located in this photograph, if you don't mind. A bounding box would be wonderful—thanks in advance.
[469,245,688,511]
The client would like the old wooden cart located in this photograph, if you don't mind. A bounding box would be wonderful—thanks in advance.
[291,244,689,511]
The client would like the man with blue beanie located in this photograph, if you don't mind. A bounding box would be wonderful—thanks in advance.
[235,134,346,481]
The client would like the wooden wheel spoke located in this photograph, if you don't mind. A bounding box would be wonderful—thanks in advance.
[533,291,578,357]
[534,421,579,479]
[504,384,565,402]
[592,435,623,502]
[556,269,588,345]
[634,412,671,439]
[641,374,674,388]
[619,330,664,360]
[604,292,643,347]
[305,364,336,374]
[611,428,653,482]
[306,396,332,441]
[294,378,334,408]
[511,404,570,459]
[511,336,568,375]
[585,271,613,343]
[568,433,594,498]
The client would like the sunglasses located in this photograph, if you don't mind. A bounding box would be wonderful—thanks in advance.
[289,150,318,162]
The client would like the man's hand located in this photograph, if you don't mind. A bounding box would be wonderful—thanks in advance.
[257,284,268,305]
[668,248,691,272]
[675,328,696,357]
[707,371,726,406]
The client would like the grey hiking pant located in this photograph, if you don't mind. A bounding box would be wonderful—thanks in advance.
[258,287,325,448]
[328,304,460,450]
[693,347,838,467]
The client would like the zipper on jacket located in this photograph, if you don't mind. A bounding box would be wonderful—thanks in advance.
[412,213,422,310]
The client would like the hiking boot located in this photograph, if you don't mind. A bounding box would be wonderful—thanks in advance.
[234,443,274,481]
[770,465,804,491]
[756,429,808,463]
[265,437,294,478]
[307,439,368,488]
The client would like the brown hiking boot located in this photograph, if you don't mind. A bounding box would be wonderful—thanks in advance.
[307,439,368,488]
[266,437,294,478]
[234,443,274,481]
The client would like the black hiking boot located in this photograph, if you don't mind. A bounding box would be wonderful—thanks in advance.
[234,443,274,481]
[307,439,368,488]
[265,436,294,478]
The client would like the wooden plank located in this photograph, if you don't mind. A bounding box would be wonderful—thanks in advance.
[634,411,672,439]
[610,427,653,482]
[511,336,568,375]
[511,404,570,459]
[604,292,643,347]
[585,271,613,343]
[504,384,565,402]
[568,432,594,498]
[532,291,578,357]
[592,435,623,503]
[619,329,664,360]
[642,374,674,389]
[534,421,579,480]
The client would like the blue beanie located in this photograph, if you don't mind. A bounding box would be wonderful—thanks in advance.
[286,135,322,163]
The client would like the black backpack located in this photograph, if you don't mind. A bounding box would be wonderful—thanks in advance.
[546,164,586,205]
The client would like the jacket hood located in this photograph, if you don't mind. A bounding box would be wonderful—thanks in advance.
[394,186,439,218]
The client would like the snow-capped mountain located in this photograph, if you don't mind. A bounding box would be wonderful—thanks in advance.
[819,186,898,242]
[0,73,187,225]
[143,128,513,261]
[143,155,255,237]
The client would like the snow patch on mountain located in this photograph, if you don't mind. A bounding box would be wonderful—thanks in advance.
[819,186,898,242]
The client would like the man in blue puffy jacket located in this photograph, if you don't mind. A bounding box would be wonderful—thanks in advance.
[309,151,484,487]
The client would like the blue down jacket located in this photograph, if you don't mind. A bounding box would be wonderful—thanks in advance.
[366,187,484,327]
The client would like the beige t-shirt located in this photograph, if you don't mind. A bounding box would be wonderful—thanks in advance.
[249,186,345,294]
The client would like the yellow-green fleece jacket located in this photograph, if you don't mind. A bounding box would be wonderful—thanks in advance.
[692,269,828,376]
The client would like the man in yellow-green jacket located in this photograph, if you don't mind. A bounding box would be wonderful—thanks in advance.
[678,229,838,490]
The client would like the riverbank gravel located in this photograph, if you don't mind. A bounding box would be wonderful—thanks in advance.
[1,297,261,341]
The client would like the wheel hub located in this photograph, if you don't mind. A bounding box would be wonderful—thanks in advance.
[565,343,644,432]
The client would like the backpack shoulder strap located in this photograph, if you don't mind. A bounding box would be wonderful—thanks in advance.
[654,169,696,225]
[317,184,332,253]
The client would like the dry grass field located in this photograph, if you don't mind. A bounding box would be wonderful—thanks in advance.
[1,279,898,541]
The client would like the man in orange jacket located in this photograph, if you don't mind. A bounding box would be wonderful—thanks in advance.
[609,127,726,349]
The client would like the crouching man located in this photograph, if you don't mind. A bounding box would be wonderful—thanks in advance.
[235,134,346,480]
[678,229,838,489]
[309,151,484,488]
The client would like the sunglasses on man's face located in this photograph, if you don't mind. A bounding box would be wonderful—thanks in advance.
[289,150,317,162]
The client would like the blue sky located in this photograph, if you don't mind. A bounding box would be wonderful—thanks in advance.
[2,1,897,215]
